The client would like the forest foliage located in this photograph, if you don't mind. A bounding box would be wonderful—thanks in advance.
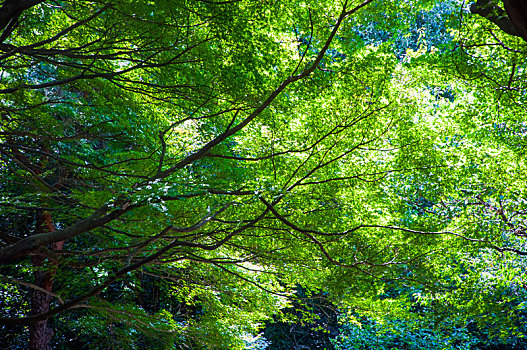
[0,0,526,349]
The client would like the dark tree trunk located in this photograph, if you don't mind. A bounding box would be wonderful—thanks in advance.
[29,255,54,350]
[503,0,527,42]
[470,0,527,42]
[29,211,63,350]
[0,0,46,43]
[470,0,519,37]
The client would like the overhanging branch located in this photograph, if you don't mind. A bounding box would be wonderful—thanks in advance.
[470,0,527,41]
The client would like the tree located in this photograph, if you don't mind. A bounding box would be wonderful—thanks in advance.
[0,0,526,348]
[333,1,527,346]
[470,0,527,41]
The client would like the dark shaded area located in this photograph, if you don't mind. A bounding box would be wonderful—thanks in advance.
[264,289,339,350]
[503,0,527,41]
[0,0,46,42]
[470,0,527,42]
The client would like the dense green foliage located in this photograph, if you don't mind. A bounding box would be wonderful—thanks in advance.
[0,0,526,348]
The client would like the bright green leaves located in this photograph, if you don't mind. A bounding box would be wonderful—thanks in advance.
[2,0,527,348]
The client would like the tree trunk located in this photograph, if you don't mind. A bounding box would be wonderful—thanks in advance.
[503,0,527,42]
[470,0,527,42]
[470,0,520,37]
[29,211,63,350]
[29,255,54,350]
[0,0,46,43]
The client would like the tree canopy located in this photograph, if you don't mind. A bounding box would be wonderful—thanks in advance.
[0,0,526,349]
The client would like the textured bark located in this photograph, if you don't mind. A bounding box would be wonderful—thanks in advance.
[29,255,54,350]
[28,211,62,350]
